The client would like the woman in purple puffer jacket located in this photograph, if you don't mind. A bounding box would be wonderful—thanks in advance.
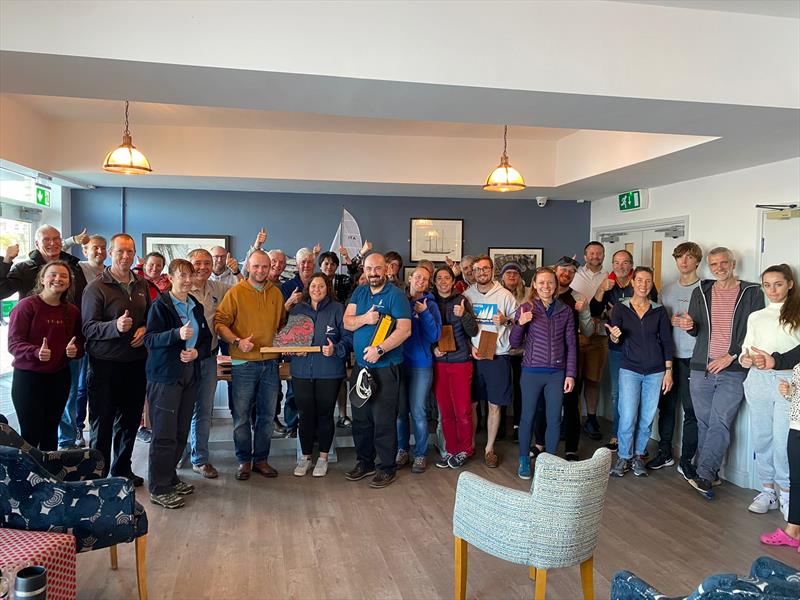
[510,267,577,479]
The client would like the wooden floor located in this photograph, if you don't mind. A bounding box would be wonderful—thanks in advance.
[75,424,799,600]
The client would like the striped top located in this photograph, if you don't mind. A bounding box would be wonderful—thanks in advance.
[708,283,739,360]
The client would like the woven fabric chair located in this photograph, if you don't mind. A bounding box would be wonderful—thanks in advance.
[453,447,612,600]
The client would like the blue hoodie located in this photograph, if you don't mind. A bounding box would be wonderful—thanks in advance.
[403,291,442,368]
[288,297,353,379]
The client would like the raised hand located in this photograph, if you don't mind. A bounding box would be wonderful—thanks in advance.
[363,305,380,325]
[313,242,322,255]
[751,346,776,370]
[117,309,133,333]
[38,337,51,362]
[322,337,335,357]
[65,336,78,358]
[253,227,267,249]
[445,256,454,267]
[360,240,373,255]
[492,310,507,327]
[238,335,254,353]
[605,323,622,339]
[179,320,194,341]
[518,306,533,325]
[673,311,693,331]
[226,253,239,273]
[414,298,428,314]
[3,243,19,263]
[73,228,90,245]
[180,348,199,363]
[453,298,465,317]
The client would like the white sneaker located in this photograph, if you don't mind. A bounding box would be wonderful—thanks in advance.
[294,456,312,477]
[748,491,778,514]
[312,458,329,477]
[780,494,790,521]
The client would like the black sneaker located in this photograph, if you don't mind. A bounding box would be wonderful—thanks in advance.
[435,454,452,469]
[368,470,397,489]
[136,427,152,443]
[344,463,376,481]
[646,451,675,470]
[272,421,287,436]
[447,452,468,469]
[677,462,696,481]
[582,420,602,440]
[688,476,715,500]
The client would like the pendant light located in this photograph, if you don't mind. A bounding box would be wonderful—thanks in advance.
[102,100,152,175]
[483,125,525,192]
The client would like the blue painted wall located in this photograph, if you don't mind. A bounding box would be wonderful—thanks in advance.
[70,187,591,265]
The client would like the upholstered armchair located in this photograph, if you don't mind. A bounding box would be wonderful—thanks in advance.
[0,425,148,600]
[453,447,612,600]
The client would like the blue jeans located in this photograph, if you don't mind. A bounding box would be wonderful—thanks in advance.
[608,349,622,439]
[230,360,279,463]
[397,366,433,458]
[617,368,664,460]
[76,355,88,432]
[57,359,82,447]
[744,368,792,490]
[190,355,218,466]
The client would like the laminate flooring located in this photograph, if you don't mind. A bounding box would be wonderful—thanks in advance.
[75,424,799,599]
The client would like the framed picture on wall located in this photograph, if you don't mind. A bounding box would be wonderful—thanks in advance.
[488,247,543,287]
[410,218,463,262]
[142,234,231,266]
[403,266,416,286]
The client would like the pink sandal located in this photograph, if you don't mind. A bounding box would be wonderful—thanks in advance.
[760,528,800,548]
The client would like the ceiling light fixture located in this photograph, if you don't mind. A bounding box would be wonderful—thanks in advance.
[102,100,152,175]
[483,125,525,192]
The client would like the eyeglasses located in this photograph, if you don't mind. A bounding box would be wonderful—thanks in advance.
[473,266,493,272]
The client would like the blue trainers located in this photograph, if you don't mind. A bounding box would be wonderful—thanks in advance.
[518,457,532,480]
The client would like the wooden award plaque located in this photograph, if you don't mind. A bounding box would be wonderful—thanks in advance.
[260,314,322,354]
[438,324,457,352]
[476,330,498,360]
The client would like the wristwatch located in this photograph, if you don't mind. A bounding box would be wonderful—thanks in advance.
[233,338,241,348]
[376,345,385,356]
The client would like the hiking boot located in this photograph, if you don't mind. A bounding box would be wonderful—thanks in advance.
[395,450,410,469]
[609,457,629,477]
[646,450,674,470]
[631,457,648,477]
[192,463,219,479]
[748,491,779,514]
[518,457,532,480]
[312,458,329,477]
[368,470,397,489]
[294,456,312,477]
[411,457,427,474]
[173,480,194,495]
[688,477,714,500]
[150,491,185,509]
[435,454,452,469]
[447,452,468,469]
[345,463,376,481]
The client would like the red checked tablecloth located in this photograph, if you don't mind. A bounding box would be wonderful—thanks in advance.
[0,528,76,600]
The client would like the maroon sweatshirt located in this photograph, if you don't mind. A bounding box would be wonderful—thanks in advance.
[8,295,84,372]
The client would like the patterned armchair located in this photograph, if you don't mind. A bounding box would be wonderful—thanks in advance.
[611,555,800,599]
[453,447,612,600]
[0,424,148,600]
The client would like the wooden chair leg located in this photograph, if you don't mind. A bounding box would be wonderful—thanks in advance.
[109,545,118,570]
[534,569,547,600]
[454,536,467,600]
[135,534,148,600]
[528,566,536,581]
[580,556,594,600]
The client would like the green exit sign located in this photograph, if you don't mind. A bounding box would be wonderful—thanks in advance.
[618,189,649,212]
[35,185,51,207]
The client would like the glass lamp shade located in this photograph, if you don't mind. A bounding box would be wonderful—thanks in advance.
[103,134,152,174]
[483,155,526,192]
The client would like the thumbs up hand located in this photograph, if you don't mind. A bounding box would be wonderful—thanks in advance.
[254,227,267,249]
[322,337,335,357]
[492,310,507,327]
[313,242,322,255]
[73,228,90,245]
[65,336,78,358]
[238,335,255,353]
[364,305,380,325]
[739,349,753,368]
[674,312,693,331]
[605,323,622,340]
[117,309,133,333]
[226,253,239,273]
[38,338,51,362]
[414,298,428,314]
[453,298,465,317]
[179,320,194,341]
[3,243,19,263]
[751,346,775,370]
[518,306,533,326]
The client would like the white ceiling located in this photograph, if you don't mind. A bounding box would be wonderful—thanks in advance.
[610,0,800,19]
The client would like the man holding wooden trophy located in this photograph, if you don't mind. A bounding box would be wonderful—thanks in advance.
[463,254,520,468]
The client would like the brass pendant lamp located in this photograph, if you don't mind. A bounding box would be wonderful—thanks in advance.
[483,125,525,192]
[102,100,152,175]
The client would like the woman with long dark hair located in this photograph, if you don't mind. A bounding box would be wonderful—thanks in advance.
[740,264,800,520]
[8,260,83,449]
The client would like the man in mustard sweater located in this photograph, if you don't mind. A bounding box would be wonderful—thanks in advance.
[215,250,287,481]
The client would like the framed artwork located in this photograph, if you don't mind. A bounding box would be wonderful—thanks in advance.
[142,234,231,265]
[488,247,543,287]
[410,218,463,262]
[403,266,416,285]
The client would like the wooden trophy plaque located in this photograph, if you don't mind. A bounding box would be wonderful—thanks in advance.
[438,324,457,353]
[476,330,498,360]
[260,314,322,354]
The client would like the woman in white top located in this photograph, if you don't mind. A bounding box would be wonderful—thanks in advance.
[740,264,800,520]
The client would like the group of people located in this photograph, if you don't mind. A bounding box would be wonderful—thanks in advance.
[3,225,800,554]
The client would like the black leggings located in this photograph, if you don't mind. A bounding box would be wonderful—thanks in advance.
[789,429,800,525]
[11,367,71,451]
[293,377,342,455]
